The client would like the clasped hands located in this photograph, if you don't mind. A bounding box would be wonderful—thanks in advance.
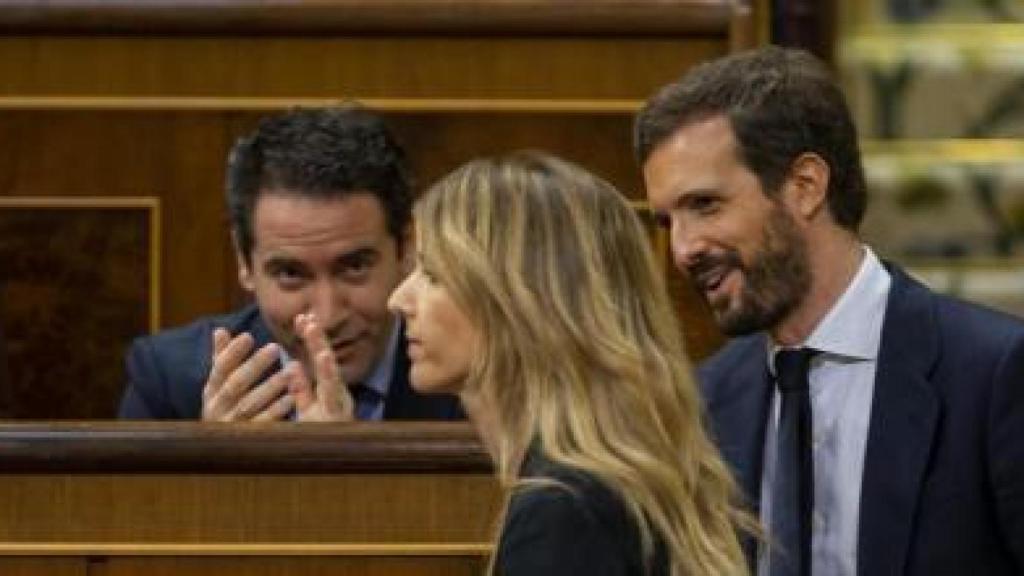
[201,313,355,422]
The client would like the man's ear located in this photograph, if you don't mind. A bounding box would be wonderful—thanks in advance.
[233,232,256,293]
[397,222,415,276]
[783,152,830,221]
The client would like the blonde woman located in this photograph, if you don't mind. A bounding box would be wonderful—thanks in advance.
[388,151,754,575]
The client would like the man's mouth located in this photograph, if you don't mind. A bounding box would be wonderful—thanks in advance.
[689,255,743,307]
[694,266,726,294]
[330,335,363,357]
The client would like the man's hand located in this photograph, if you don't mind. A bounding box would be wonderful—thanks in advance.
[201,328,295,421]
[288,313,356,422]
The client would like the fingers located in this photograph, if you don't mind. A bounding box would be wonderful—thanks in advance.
[212,327,231,357]
[293,313,354,421]
[315,348,355,420]
[294,313,333,372]
[233,369,293,421]
[204,331,255,402]
[203,336,283,421]
[249,372,297,422]
[287,361,316,414]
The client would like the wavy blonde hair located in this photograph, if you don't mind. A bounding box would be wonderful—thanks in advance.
[416,151,754,575]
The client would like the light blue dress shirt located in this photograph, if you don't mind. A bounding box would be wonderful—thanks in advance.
[356,317,401,421]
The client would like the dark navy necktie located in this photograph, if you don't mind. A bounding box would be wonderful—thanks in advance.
[349,384,383,421]
[769,348,817,576]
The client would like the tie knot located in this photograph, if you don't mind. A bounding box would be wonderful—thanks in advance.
[349,383,383,404]
[773,348,817,393]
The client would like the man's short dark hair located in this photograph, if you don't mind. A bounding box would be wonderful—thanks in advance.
[634,46,867,231]
[226,105,412,262]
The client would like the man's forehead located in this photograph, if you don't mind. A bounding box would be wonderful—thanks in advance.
[666,115,736,155]
[256,242,380,262]
[253,188,385,215]
[253,190,386,233]
[249,194,394,260]
[646,119,726,173]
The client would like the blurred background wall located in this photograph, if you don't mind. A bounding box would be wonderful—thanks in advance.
[838,0,1024,316]
[0,0,766,418]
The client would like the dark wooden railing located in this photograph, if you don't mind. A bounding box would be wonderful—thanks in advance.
[0,421,491,473]
[0,0,740,36]
[0,422,499,575]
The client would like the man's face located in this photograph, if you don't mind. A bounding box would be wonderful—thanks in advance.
[642,116,810,336]
[237,190,410,384]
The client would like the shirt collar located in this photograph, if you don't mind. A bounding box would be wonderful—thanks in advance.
[362,316,400,398]
[806,246,890,361]
[767,246,892,369]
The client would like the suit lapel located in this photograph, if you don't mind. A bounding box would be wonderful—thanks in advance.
[701,335,773,567]
[857,267,940,576]
[247,309,276,349]
[703,335,773,512]
[383,329,414,419]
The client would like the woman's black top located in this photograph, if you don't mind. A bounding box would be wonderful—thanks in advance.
[495,451,669,575]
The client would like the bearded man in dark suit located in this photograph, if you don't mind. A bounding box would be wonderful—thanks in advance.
[636,46,1024,576]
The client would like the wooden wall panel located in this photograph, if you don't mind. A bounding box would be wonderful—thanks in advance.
[393,111,643,197]
[0,474,498,543]
[0,200,154,418]
[0,111,236,325]
[0,1,756,417]
[0,37,724,100]
[0,558,83,576]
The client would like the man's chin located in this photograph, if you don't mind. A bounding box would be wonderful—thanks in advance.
[335,361,372,386]
[713,304,766,337]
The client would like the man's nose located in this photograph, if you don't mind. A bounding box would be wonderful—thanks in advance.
[308,281,349,330]
[669,219,710,274]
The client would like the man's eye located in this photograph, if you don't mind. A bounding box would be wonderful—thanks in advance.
[269,266,307,289]
[339,256,375,281]
[688,195,719,214]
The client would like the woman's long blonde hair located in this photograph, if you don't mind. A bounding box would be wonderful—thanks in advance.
[416,151,754,575]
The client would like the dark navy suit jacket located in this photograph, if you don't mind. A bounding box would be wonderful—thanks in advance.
[118,304,462,420]
[699,265,1024,575]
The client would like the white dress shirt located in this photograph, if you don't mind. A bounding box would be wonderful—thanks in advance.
[758,247,892,576]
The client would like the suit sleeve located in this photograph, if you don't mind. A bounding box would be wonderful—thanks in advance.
[495,486,631,576]
[988,329,1024,569]
[118,337,174,419]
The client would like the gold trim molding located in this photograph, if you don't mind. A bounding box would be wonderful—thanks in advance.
[0,542,492,556]
[0,96,643,114]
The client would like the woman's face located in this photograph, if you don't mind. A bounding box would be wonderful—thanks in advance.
[388,259,480,394]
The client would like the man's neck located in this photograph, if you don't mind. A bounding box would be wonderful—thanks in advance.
[771,232,865,347]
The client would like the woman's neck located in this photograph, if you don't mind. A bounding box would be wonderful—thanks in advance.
[459,389,500,461]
